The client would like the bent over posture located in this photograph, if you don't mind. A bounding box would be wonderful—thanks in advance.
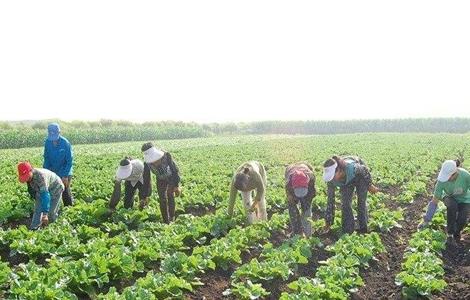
[228,161,267,224]
[109,157,150,211]
[18,162,64,230]
[419,159,470,246]
[142,142,181,224]
[323,155,379,234]
[285,162,316,237]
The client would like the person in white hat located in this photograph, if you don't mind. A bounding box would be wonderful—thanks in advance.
[228,161,268,225]
[418,159,470,246]
[323,155,379,234]
[108,157,149,211]
[141,142,181,224]
[285,162,316,237]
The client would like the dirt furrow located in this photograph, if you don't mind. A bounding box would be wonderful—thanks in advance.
[437,235,470,299]
[353,183,432,300]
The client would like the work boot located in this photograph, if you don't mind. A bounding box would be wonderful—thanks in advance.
[446,235,457,248]
[357,227,368,234]
[139,198,149,210]
[453,234,465,249]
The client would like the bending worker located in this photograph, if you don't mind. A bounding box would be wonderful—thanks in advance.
[285,162,316,237]
[18,161,64,230]
[228,161,268,224]
[323,155,379,234]
[109,157,150,211]
[419,159,470,246]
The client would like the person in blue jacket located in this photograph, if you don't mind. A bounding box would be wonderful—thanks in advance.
[43,123,74,206]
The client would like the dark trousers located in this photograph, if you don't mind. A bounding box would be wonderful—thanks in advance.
[124,181,145,209]
[288,194,313,236]
[157,179,176,224]
[287,183,315,237]
[444,196,470,237]
[340,181,369,234]
[62,176,74,206]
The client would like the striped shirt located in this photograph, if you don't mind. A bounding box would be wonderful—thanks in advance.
[142,152,181,197]
[145,153,180,184]
[148,155,173,180]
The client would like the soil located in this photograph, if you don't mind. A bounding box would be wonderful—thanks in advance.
[1,216,31,230]
[186,226,338,300]
[352,190,430,300]
[353,179,470,300]
[182,205,217,217]
[437,236,470,300]
[0,245,29,267]
[4,182,469,300]
[185,268,234,300]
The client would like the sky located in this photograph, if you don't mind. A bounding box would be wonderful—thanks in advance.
[0,1,469,123]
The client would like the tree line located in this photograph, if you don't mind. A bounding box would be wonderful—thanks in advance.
[1,118,469,149]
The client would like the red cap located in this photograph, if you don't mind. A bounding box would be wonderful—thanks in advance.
[18,162,33,183]
[291,170,309,188]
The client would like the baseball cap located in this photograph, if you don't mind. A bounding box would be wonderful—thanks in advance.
[291,170,309,198]
[18,161,33,183]
[437,160,458,182]
[47,123,60,141]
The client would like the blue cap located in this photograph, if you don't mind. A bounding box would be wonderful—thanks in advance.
[47,123,60,141]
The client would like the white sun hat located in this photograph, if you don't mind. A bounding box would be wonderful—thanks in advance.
[437,160,458,182]
[116,163,133,180]
[323,161,338,182]
[143,146,164,163]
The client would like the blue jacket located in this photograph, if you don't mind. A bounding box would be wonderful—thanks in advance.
[43,136,73,178]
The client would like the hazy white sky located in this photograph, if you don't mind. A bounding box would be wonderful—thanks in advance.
[0,1,469,123]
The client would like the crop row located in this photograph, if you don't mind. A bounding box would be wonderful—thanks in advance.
[280,232,385,299]
[395,206,448,299]
[227,236,322,299]
[97,214,288,299]
[0,208,243,299]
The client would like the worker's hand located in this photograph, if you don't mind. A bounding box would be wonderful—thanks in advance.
[174,187,181,197]
[417,221,429,231]
[106,207,116,216]
[322,224,331,234]
[249,201,258,213]
[368,185,379,194]
[139,198,149,210]
[40,213,49,227]
[61,177,69,186]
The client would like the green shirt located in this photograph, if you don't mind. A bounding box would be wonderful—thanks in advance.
[332,158,356,187]
[434,168,470,204]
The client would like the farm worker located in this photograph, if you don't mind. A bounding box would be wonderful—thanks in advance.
[17,162,64,230]
[285,162,316,237]
[228,161,268,224]
[43,123,74,206]
[108,157,150,211]
[141,142,181,224]
[323,155,379,234]
[418,159,470,246]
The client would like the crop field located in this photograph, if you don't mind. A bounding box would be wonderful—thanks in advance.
[0,134,469,300]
